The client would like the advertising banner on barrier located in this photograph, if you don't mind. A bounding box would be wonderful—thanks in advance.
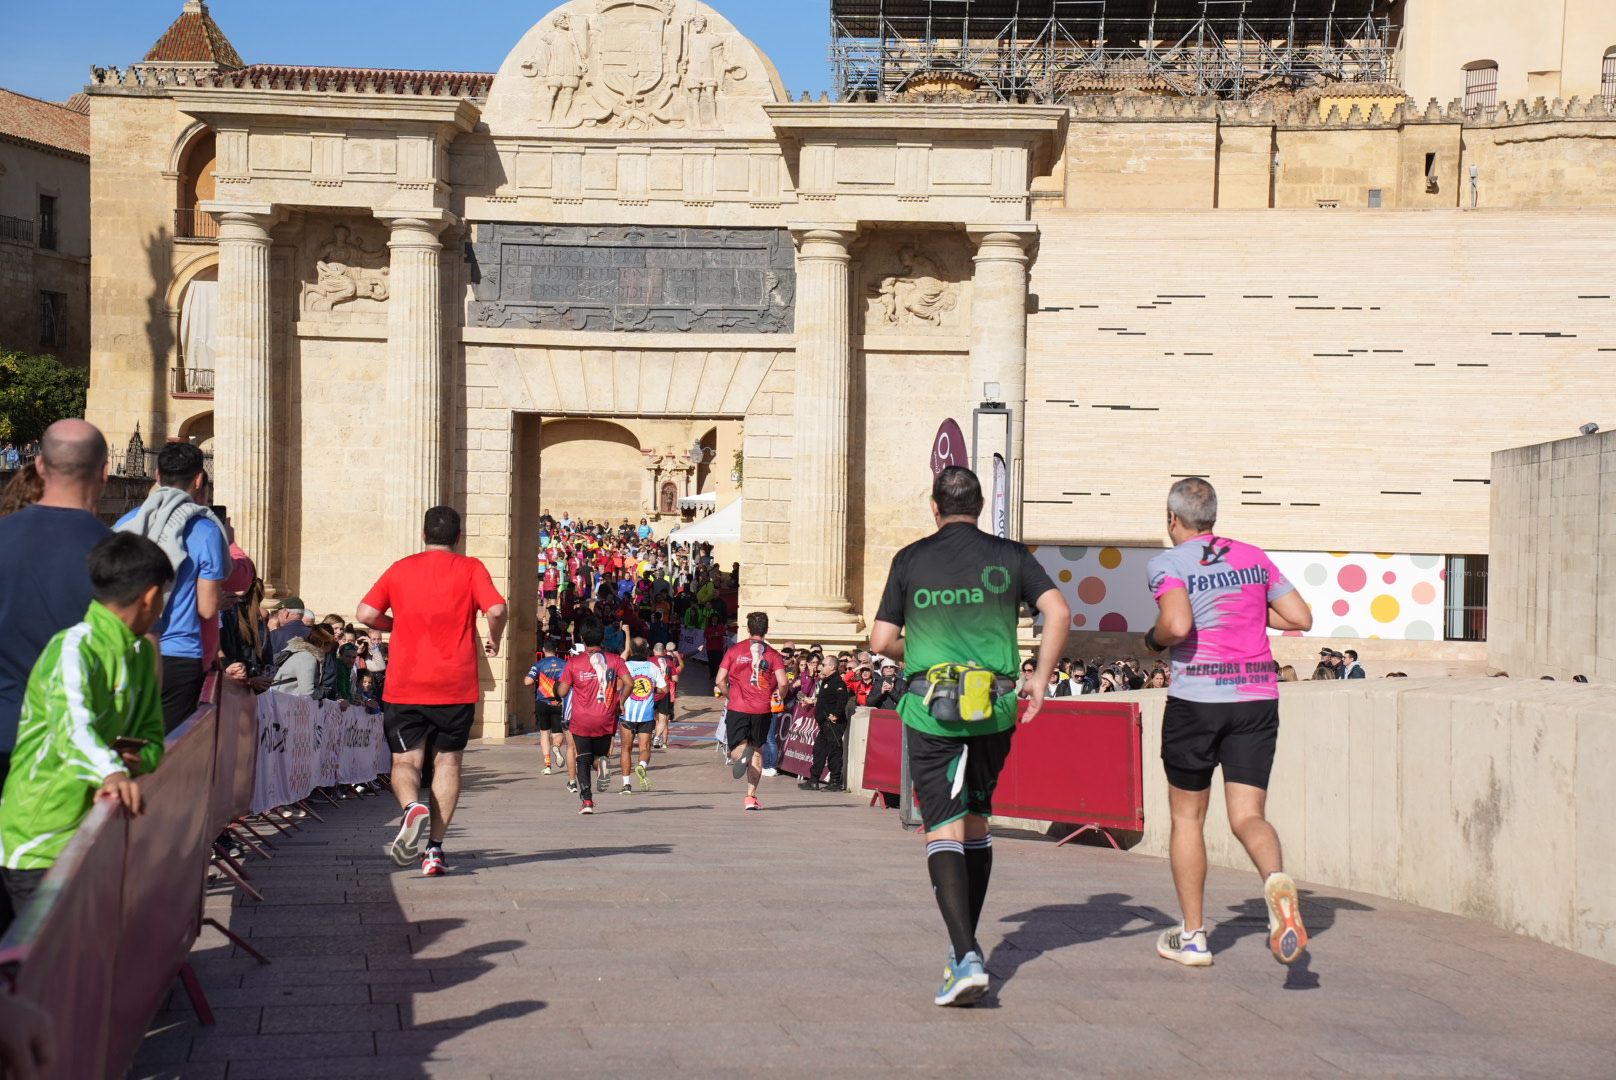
[779,710,820,779]
[253,693,387,812]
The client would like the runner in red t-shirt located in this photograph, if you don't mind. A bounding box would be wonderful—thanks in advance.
[716,611,788,811]
[357,506,507,877]
[558,615,633,815]
[651,640,680,749]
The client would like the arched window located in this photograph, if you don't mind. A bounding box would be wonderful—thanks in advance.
[175,266,218,396]
[1463,60,1498,119]
[173,127,217,239]
[1603,48,1616,108]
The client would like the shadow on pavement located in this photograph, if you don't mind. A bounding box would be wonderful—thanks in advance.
[451,843,674,870]
[988,892,1169,990]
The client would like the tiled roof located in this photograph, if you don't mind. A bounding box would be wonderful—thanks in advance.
[62,93,91,115]
[144,1,244,68]
[212,65,495,98]
[0,88,90,158]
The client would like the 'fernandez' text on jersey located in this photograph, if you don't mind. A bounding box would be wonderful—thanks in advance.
[1147,535,1295,703]
[876,522,1056,736]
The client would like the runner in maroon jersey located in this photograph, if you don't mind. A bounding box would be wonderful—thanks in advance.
[715,612,788,811]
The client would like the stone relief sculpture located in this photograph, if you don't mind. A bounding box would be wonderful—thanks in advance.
[519,12,588,127]
[516,1,748,131]
[680,13,746,129]
[870,245,960,328]
[302,225,390,314]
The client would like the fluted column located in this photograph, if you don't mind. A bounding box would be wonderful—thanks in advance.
[378,211,454,556]
[967,225,1037,539]
[207,202,280,583]
[783,224,859,627]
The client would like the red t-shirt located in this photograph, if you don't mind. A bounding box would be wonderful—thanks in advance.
[563,649,632,737]
[721,639,785,714]
[361,551,505,705]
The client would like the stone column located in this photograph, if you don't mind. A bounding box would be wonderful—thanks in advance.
[206,202,281,585]
[377,211,455,556]
[967,225,1037,539]
[781,223,861,635]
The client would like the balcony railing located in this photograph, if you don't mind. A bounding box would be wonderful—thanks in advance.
[174,208,219,241]
[173,367,214,397]
[0,214,35,244]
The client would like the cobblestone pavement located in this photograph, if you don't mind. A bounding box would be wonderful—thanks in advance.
[135,701,1616,1080]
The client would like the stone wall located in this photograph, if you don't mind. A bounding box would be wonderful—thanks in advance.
[1023,208,1616,558]
[1055,96,1616,211]
[1488,430,1616,682]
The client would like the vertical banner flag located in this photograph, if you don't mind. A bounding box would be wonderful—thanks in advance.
[992,453,1008,538]
[931,418,968,477]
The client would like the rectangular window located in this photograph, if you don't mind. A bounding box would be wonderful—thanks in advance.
[1464,64,1498,119]
[1444,554,1488,641]
[1367,188,1382,208]
[1604,52,1616,108]
[39,290,64,347]
[37,194,58,250]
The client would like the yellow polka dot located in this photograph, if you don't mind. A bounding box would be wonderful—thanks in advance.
[1027,545,1039,553]
[1098,547,1123,569]
[1058,569,1073,583]
[1374,552,1394,560]
[1327,551,1348,558]
[1370,595,1400,623]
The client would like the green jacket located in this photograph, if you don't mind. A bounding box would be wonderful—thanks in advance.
[0,602,165,870]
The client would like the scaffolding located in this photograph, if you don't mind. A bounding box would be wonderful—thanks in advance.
[830,1,1397,103]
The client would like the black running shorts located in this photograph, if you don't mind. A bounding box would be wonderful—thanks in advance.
[905,726,1015,833]
[725,710,772,752]
[534,700,565,732]
[620,719,655,736]
[654,697,674,718]
[1160,696,1280,792]
[384,702,476,754]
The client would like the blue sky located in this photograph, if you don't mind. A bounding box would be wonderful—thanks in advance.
[6,0,834,103]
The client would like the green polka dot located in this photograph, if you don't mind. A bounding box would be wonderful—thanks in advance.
[1059,546,1089,561]
[1332,624,1361,638]
[1404,620,1436,641]
[1304,563,1329,586]
[1409,554,1441,569]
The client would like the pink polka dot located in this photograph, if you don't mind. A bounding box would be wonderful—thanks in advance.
[1332,599,1350,617]
[1412,582,1437,605]
[1098,612,1129,632]
[1439,569,1448,581]
[1071,613,1087,629]
[1077,576,1107,605]
[1382,571,1397,585]
[1338,564,1367,593]
[1282,629,1304,637]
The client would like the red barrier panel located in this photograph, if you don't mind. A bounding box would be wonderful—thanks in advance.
[862,708,903,796]
[860,699,1144,835]
[0,803,124,1080]
[208,682,257,838]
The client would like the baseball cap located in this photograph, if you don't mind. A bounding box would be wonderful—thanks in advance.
[274,596,306,612]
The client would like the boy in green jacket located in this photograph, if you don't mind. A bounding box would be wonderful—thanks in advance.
[0,533,174,917]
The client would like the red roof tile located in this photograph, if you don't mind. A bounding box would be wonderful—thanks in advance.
[0,88,90,158]
[144,1,243,68]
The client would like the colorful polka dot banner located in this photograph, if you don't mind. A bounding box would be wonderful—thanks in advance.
[1032,546,1445,641]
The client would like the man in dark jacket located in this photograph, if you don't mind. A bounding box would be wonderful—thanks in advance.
[802,655,851,791]
[869,661,904,710]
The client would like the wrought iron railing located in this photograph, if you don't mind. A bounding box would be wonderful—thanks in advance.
[173,367,215,397]
[174,208,220,241]
[0,214,35,244]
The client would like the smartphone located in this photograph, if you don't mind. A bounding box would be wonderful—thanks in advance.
[110,736,150,754]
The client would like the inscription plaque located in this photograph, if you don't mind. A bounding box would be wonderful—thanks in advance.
[466,224,795,333]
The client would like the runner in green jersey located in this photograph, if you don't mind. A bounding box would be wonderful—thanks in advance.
[871,467,1069,1007]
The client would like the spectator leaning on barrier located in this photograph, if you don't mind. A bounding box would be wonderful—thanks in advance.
[115,442,232,733]
[268,626,337,698]
[0,534,173,930]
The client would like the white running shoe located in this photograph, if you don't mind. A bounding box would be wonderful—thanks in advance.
[761,768,778,777]
[1156,926,1214,967]
[1264,872,1309,965]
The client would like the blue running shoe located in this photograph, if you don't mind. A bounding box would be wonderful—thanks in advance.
[1156,926,1214,967]
[934,949,990,1007]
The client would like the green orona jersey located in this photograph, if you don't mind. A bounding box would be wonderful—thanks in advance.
[875,522,1057,736]
[0,601,165,871]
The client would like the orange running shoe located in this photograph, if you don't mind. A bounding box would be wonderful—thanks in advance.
[1264,872,1308,965]
[744,796,761,811]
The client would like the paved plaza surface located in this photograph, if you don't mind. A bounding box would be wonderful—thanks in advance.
[135,703,1616,1080]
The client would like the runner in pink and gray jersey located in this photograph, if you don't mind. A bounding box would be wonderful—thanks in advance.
[1143,477,1314,970]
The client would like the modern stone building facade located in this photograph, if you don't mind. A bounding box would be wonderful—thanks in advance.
[84,0,1616,734]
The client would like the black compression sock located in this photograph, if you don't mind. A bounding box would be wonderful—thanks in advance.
[965,835,994,945]
[927,840,976,960]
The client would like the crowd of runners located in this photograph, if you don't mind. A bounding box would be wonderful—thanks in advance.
[358,469,1310,1010]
